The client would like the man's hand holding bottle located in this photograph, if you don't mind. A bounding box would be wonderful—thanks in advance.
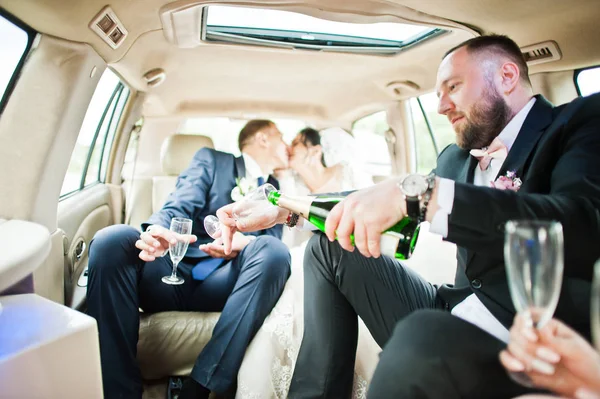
[215,175,440,259]
[325,178,406,258]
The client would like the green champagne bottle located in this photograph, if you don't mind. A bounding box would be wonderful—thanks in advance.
[267,190,420,260]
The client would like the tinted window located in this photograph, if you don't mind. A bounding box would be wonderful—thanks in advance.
[352,111,392,176]
[0,13,35,112]
[409,92,455,174]
[61,69,129,197]
[576,66,600,97]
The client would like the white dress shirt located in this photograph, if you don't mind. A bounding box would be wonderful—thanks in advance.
[430,97,536,343]
[242,153,270,185]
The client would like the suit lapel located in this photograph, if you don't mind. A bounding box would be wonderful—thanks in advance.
[464,156,478,183]
[467,96,553,270]
[496,95,554,180]
[234,155,246,179]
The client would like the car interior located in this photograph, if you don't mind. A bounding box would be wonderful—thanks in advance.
[0,0,599,397]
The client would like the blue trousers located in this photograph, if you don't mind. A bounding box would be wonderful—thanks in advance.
[87,225,290,399]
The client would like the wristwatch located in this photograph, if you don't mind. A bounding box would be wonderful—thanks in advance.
[399,172,436,222]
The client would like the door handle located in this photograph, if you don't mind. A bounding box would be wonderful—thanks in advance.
[74,239,87,261]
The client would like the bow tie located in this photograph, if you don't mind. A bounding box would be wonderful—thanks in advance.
[469,137,508,171]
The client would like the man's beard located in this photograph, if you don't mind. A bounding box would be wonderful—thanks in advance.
[456,88,512,150]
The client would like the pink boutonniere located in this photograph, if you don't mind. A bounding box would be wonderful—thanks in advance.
[490,170,522,191]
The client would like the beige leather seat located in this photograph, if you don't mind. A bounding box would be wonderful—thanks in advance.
[136,134,222,380]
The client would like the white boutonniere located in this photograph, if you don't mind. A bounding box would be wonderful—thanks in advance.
[231,177,257,202]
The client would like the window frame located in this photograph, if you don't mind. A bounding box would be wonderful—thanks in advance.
[0,9,37,115]
[573,65,600,97]
[60,77,130,199]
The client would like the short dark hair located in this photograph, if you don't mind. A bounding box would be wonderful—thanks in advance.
[298,127,326,166]
[238,119,274,150]
[444,34,531,87]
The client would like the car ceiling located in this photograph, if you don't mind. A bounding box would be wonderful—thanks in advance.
[1,0,599,123]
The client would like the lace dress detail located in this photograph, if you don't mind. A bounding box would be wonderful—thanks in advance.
[236,163,377,399]
[236,244,380,399]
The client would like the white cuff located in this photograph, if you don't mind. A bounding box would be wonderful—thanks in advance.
[295,218,318,231]
[428,178,455,238]
[437,178,455,214]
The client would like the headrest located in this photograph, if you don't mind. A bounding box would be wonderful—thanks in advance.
[160,134,215,175]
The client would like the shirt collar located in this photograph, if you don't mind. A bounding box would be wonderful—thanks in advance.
[241,152,270,181]
[496,97,536,152]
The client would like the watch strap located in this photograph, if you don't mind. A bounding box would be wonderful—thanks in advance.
[418,172,436,223]
[405,197,420,220]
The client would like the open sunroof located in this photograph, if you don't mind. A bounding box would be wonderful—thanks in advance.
[202,6,446,55]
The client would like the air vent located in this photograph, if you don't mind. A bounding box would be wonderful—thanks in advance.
[89,6,128,49]
[521,41,561,66]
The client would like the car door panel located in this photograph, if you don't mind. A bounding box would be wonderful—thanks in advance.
[58,184,115,308]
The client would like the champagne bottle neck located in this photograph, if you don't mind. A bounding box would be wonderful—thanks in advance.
[268,190,314,219]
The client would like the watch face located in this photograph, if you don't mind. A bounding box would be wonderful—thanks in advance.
[402,174,428,197]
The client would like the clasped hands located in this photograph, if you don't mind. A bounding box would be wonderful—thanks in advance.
[216,177,438,258]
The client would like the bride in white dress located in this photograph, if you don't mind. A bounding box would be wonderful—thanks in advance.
[236,127,377,399]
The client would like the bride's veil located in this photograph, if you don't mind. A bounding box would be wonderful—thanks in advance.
[319,127,374,189]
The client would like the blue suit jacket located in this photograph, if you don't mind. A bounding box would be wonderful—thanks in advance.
[143,148,283,259]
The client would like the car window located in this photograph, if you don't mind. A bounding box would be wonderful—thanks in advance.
[351,111,392,176]
[179,117,307,155]
[575,66,600,97]
[60,69,130,197]
[409,92,455,174]
[0,13,35,113]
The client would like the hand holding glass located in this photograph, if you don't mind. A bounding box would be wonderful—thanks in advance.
[162,217,193,285]
[504,220,564,386]
[204,183,278,239]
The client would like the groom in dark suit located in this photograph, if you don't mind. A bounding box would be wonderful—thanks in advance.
[216,36,600,398]
[87,120,292,399]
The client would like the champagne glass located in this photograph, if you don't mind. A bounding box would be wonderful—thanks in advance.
[204,183,277,239]
[162,217,192,285]
[592,259,600,350]
[504,220,564,386]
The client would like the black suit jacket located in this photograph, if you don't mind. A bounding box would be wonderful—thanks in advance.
[143,148,283,258]
[435,93,600,337]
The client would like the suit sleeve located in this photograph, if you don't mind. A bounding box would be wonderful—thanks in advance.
[142,148,215,231]
[447,101,600,280]
[262,223,283,240]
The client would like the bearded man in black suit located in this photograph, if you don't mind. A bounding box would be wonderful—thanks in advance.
[217,35,600,399]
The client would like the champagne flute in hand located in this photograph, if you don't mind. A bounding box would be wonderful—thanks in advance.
[504,220,564,386]
[162,217,193,285]
[204,183,278,239]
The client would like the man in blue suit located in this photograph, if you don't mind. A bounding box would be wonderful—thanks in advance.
[87,120,292,399]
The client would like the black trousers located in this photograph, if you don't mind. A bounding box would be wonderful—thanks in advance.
[288,233,535,399]
[87,224,290,399]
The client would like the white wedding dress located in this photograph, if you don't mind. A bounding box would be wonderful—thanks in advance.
[236,139,377,399]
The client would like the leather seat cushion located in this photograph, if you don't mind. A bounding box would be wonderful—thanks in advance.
[137,311,221,380]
